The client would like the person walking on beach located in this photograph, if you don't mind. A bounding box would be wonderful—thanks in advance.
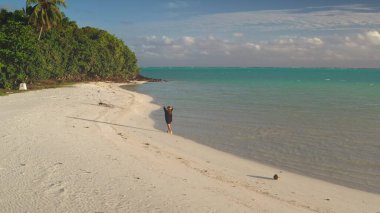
[163,106,174,134]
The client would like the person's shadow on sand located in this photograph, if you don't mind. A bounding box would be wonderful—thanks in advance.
[246,175,274,180]
[66,116,161,133]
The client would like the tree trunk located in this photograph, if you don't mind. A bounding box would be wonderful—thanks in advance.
[38,26,43,40]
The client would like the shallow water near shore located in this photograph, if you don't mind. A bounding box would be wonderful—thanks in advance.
[127,67,380,194]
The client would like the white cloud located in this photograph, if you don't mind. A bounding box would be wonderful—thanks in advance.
[142,44,156,50]
[162,35,174,45]
[128,4,380,68]
[172,6,380,39]
[245,42,261,50]
[183,36,195,46]
[306,37,324,45]
[355,30,380,47]
[145,35,157,41]
[126,4,380,42]
[278,38,294,45]
[208,35,215,40]
[233,32,244,38]
[133,31,380,68]
[364,31,380,45]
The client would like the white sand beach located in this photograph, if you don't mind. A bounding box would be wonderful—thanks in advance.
[0,82,379,212]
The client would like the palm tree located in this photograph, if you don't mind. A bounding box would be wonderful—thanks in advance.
[26,0,66,40]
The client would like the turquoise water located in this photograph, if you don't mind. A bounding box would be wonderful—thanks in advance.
[129,67,380,194]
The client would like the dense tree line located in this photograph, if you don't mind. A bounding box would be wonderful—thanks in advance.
[0,8,139,89]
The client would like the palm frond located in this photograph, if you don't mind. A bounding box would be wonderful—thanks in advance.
[27,0,66,35]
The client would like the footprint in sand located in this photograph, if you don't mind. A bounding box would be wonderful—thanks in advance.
[117,132,128,140]
[79,169,91,174]
[44,180,66,197]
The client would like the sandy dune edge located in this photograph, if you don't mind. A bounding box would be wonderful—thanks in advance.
[0,82,379,213]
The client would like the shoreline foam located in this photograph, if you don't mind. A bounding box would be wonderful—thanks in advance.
[0,82,379,212]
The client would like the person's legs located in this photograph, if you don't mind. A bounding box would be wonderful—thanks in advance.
[168,123,173,134]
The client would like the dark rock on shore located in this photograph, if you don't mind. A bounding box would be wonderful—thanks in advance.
[273,174,279,180]
[133,74,165,82]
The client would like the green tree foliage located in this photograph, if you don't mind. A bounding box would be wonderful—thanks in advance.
[27,0,67,40]
[0,19,44,89]
[0,9,139,89]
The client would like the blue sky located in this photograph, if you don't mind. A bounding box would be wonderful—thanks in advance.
[1,0,380,67]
